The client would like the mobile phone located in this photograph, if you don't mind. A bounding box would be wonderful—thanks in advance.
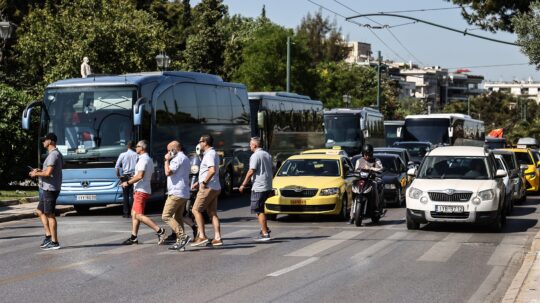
[169,150,177,157]
[27,165,34,171]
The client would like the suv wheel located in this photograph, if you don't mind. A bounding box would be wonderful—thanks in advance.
[406,210,420,230]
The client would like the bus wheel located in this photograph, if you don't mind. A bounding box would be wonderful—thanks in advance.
[74,205,90,214]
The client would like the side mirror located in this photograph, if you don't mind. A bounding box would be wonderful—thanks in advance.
[407,161,415,167]
[407,168,416,177]
[21,100,41,130]
[520,164,528,172]
[133,97,147,126]
[257,111,266,129]
[495,169,507,178]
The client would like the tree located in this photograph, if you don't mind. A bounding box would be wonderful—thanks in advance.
[0,84,36,186]
[15,0,166,94]
[296,10,349,64]
[513,1,540,67]
[182,0,227,74]
[448,0,533,32]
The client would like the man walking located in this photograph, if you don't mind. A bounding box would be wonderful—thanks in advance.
[115,141,138,218]
[191,134,223,247]
[239,137,273,241]
[162,140,192,251]
[121,140,166,245]
[30,133,63,250]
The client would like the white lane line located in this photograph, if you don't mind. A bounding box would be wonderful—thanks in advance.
[351,231,408,261]
[223,230,312,256]
[267,257,320,277]
[487,235,528,266]
[467,266,505,303]
[285,230,362,257]
[222,229,254,239]
[417,233,473,262]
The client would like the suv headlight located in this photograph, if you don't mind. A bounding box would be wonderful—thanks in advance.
[385,184,397,189]
[478,189,494,201]
[408,187,423,199]
[320,187,339,196]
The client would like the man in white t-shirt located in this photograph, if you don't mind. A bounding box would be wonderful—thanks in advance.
[191,134,222,247]
[120,140,166,245]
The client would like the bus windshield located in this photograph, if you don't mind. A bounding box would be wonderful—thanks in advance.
[43,87,136,165]
[324,115,361,144]
[403,118,450,145]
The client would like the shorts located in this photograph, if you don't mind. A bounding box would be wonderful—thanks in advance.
[250,190,272,214]
[37,190,60,215]
[193,188,220,213]
[133,191,150,215]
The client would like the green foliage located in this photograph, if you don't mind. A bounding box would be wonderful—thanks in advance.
[513,1,540,67]
[0,84,36,186]
[14,0,166,94]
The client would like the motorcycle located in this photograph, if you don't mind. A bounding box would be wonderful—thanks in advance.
[350,169,385,227]
[185,153,210,223]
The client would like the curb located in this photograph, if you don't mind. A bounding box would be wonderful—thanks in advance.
[0,196,39,207]
[502,228,540,302]
[0,205,75,223]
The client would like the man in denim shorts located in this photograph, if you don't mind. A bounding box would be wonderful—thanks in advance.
[239,137,273,241]
[30,133,63,250]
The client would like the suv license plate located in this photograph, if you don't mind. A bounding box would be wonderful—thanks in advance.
[435,205,464,213]
[76,195,96,201]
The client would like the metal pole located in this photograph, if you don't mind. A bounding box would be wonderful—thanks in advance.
[376,51,382,110]
[467,97,470,116]
[286,36,291,93]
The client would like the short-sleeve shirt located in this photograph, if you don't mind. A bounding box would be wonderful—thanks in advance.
[115,149,138,175]
[167,151,190,199]
[199,148,221,190]
[355,157,383,171]
[40,149,63,192]
[249,148,273,192]
[134,153,154,194]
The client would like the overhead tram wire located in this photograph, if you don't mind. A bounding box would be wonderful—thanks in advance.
[446,63,530,69]
[333,0,424,65]
[377,6,468,14]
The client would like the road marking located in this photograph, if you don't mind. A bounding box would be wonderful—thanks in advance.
[351,231,408,261]
[285,230,362,257]
[467,266,505,303]
[223,229,312,256]
[267,257,319,277]
[488,235,528,266]
[417,233,473,262]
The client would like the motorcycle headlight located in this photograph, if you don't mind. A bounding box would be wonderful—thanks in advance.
[478,189,494,201]
[320,187,339,196]
[360,172,369,178]
[190,165,199,174]
[384,184,397,189]
[409,187,423,199]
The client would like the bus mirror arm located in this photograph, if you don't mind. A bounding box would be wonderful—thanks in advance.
[21,100,41,130]
[133,97,147,126]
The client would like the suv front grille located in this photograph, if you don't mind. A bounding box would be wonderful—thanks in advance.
[280,188,318,197]
[428,191,472,202]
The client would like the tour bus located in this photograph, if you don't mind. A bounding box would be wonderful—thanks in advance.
[249,92,325,168]
[323,107,384,157]
[402,113,485,146]
[21,72,255,212]
[384,120,404,146]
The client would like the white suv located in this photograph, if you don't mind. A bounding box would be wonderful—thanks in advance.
[406,146,507,231]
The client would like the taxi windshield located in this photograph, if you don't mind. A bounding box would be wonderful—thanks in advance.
[277,159,340,177]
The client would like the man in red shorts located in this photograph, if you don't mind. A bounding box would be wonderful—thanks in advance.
[121,140,166,245]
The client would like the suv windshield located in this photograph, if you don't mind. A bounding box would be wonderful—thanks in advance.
[277,159,340,177]
[418,156,490,180]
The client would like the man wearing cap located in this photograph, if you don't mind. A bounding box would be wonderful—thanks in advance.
[30,133,63,250]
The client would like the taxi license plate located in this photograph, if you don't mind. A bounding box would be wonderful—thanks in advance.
[290,199,306,205]
[76,195,96,201]
[435,205,464,213]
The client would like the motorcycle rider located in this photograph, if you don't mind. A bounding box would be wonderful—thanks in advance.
[351,144,384,223]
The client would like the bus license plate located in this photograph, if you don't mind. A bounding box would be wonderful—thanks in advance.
[76,195,96,201]
[290,199,306,205]
[435,205,464,213]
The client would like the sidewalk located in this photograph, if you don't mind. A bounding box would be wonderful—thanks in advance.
[0,199,74,223]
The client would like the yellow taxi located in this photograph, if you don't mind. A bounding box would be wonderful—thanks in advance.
[504,148,540,192]
[265,151,353,220]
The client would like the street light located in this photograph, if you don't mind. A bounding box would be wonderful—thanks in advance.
[0,18,16,64]
[155,53,170,71]
[342,94,351,108]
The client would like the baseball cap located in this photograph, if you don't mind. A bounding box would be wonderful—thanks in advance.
[41,133,57,142]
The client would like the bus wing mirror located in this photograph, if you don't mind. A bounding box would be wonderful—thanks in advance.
[257,111,266,129]
[21,100,41,130]
[133,97,147,126]
[448,127,454,138]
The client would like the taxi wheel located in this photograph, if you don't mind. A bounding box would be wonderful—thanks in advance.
[339,195,349,220]
[74,205,90,214]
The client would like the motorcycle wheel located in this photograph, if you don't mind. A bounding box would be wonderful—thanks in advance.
[354,200,363,227]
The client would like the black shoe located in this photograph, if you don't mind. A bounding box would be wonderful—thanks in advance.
[191,225,198,239]
[40,236,52,248]
[42,241,61,250]
[164,232,177,244]
[122,237,138,245]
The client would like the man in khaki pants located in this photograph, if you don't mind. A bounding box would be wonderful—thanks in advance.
[162,140,192,251]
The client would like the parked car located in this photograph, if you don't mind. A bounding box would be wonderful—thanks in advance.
[406,146,507,231]
[374,153,409,207]
[392,141,432,165]
[265,153,353,220]
[493,149,527,204]
[504,148,540,193]
[494,154,514,214]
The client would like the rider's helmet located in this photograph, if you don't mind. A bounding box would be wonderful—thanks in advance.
[362,144,374,158]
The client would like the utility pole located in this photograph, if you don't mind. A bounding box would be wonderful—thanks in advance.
[286,36,291,93]
[376,51,382,110]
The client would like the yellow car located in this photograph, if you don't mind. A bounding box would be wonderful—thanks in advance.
[504,148,540,192]
[265,153,353,220]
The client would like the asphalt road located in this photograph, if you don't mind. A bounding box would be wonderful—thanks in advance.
[0,192,539,303]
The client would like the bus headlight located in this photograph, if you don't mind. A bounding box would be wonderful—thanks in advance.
[409,187,423,199]
[320,187,339,196]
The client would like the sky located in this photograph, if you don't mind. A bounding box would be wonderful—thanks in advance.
[215,0,539,82]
